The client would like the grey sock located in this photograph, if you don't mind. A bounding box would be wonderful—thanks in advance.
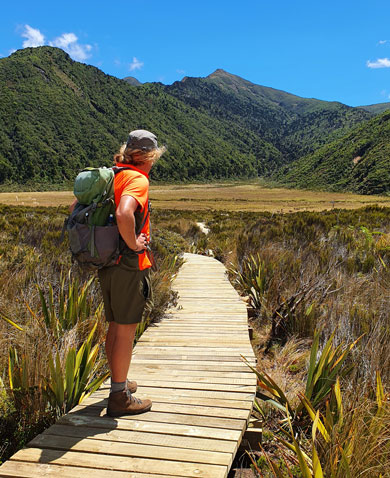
[111,380,126,393]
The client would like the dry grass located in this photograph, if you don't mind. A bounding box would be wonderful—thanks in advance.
[1,182,390,212]
[0,205,189,463]
[252,324,310,409]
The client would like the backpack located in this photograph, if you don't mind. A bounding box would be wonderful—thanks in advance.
[63,166,149,271]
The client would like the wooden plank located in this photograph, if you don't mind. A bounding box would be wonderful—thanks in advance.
[165,314,248,318]
[128,363,255,372]
[58,412,243,440]
[43,424,238,453]
[160,326,248,331]
[137,339,250,346]
[148,327,250,332]
[128,369,256,379]
[71,402,250,422]
[64,406,248,428]
[147,324,249,329]
[137,337,250,343]
[163,317,249,322]
[131,358,255,365]
[101,380,256,393]
[131,354,255,362]
[82,394,254,411]
[29,434,232,466]
[146,328,250,332]
[162,320,249,324]
[138,335,249,342]
[126,373,257,385]
[132,356,255,363]
[146,319,248,323]
[10,449,228,478]
[132,347,255,354]
[0,461,181,478]
[92,386,255,401]
[172,287,239,291]
[162,319,250,324]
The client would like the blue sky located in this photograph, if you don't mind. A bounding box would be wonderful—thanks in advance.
[1,0,390,106]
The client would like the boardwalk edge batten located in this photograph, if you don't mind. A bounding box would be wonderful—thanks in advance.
[0,253,257,478]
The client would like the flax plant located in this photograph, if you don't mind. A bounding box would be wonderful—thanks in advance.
[229,253,272,310]
[244,330,360,426]
[46,322,109,415]
[255,372,390,478]
[36,272,96,338]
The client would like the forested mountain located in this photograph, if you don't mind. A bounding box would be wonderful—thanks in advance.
[166,69,371,162]
[0,46,388,194]
[0,47,282,186]
[276,111,390,194]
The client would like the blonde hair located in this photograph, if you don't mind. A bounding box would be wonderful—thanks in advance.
[114,144,166,166]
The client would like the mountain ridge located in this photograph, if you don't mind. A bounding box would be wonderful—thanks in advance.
[166,68,371,163]
[123,76,142,86]
[0,46,388,194]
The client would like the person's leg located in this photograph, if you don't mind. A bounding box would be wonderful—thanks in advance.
[106,320,152,416]
[101,264,152,415]
[106,321,138,392]
[109,322,137,382]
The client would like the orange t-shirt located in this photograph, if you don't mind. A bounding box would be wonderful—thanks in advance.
[114,164,151,270]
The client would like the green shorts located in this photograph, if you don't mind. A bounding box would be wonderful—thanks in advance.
[98,254,152,325]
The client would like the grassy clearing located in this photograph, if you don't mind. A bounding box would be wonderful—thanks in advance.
[1,182,390,212]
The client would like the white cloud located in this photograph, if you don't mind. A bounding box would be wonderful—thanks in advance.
[378,40,389,45]
[367,58,390,69]
[21,25,45,48]
[129,57,143,71]
[16,26,93,61]
[50,32,77,49]
[50,33,92,61]
[176,69,186,75]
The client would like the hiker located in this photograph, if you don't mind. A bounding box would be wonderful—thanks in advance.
[98,129,165,416]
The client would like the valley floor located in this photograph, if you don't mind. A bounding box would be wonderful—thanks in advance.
[0,183,390,212]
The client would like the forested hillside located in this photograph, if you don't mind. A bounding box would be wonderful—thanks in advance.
[1,46,389,193]
[276,111,390,194]
[0,47,281,186]
[166,69,371,162]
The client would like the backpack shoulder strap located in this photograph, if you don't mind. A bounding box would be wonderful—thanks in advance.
[136,202,150,235]
[112,166,128,175]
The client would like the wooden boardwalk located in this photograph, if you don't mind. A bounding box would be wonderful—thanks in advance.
[0,253,257,478]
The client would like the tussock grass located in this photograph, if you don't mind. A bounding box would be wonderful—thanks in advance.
[2,201,390,474]
[0,205,191,463]
[211,206,390,476]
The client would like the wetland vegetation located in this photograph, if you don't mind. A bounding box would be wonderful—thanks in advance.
[1,202,390,476]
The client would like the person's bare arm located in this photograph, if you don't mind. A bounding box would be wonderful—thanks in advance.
[116,195,148,251]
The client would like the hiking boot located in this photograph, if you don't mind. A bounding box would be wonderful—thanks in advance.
[107,389,152,417]
[127,380,137,394]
